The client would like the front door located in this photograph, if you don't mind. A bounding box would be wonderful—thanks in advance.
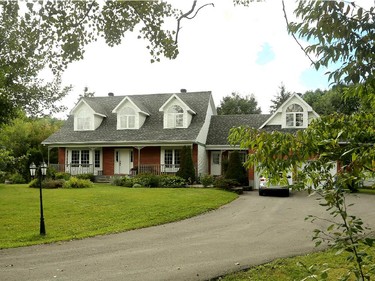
[114,149,133,175]
[211,151,221,176]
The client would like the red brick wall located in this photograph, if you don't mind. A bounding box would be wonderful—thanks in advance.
[58,148,65,165]
[135,147,160,166]
[103,147,114,176]
[192,144,198,168]
[248,166,255,181]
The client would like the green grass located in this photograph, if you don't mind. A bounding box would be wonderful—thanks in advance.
[359,188,375,195]
[220,247,375,281]
[0,184,237,249]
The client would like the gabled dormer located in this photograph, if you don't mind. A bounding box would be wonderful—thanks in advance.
[159,94,196,129]
[112,96,150,130]
[70,99,106,131]
[260,93,319,129]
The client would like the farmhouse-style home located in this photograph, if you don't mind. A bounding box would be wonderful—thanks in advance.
[42,90,319,188]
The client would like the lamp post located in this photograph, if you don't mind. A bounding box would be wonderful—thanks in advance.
[29,162,47,235]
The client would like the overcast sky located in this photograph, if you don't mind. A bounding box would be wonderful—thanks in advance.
[51,0,349,118]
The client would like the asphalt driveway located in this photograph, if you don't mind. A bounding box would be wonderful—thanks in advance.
[1,191,375,281]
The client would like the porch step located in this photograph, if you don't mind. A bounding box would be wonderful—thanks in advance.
[95,175,112,183]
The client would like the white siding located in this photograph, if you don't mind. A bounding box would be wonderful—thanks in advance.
[197,143,208,176]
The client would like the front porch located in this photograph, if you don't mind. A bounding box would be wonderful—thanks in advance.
[49,163,193,177]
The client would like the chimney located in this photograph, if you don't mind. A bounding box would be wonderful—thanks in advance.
[108,92,114,97]
[180,89,187,93]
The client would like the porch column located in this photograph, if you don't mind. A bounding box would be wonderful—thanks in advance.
[135,146,144,174]
[47,147,52,165]
[89,148,95,174]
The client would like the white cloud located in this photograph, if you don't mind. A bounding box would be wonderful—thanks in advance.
[53,0,331,117]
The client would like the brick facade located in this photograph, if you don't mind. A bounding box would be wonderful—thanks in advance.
[58,147,65,165]
[103,147,114,176]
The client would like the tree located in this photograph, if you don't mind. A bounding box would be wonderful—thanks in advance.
[0,0,189,124]
[176,146,196,184]
[302,86,361,116]
[0,115,63,180]
[225,151,247,186]
[269,83,292,113]
[233,1,375,279]
[217,92,261,115]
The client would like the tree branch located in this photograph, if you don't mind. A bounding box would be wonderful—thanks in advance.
[72,1,96,28]
[281,0,317,67]
[175,0,214,44]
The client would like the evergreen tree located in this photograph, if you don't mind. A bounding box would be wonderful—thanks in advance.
[224,151,247,186]
[176,146,196,184]
[269,83,292,113]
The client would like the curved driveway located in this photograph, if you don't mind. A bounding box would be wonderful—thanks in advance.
[1,191,375,281]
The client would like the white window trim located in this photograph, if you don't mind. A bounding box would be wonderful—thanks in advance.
[161,148,181,172]
[284,103,306,128]
[75,110,93,131]
[166,105,185,129]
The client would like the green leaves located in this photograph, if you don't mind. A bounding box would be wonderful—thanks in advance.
[287,1,374,90]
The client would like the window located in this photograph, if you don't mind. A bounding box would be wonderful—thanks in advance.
[81,150,90,167]
[94,150,101,168]
[212,152,220,165]
[286,104,304,127]
[72,150,80,167]
[119,107,136,129]
[164,149,181,169]
[167,105,184,128]
[77,110,91,130]
[71,150,92,167]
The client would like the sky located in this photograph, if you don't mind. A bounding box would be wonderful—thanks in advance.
[50,0,339,118]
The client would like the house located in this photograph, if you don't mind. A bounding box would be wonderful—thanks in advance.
[42,90,319,188]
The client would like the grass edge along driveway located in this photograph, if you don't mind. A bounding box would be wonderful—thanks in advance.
[0,184,237,249]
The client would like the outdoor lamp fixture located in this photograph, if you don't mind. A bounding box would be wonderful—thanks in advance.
[29,162,47,236]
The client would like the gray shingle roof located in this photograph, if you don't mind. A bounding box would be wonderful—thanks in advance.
[206,114,271,146]
[43,91,212,145]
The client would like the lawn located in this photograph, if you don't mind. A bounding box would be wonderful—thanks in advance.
[220,246,375,281]
[0,184,237,249]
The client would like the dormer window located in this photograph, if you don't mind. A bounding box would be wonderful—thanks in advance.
[286,104,304,127]
[119,107,136,129]
[77,110,92,130]
[167,105,184,128]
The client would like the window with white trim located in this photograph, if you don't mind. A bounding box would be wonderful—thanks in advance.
[76,110,92,130]
[70,150,90,167]
[164,149,181,169]
[167,105,184,128]
[286,104,304,127]
[94,150,101,168]
[119,107,136,129]
[71,150,80,167]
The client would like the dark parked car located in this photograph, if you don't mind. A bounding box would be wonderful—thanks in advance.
[258,175,292,197]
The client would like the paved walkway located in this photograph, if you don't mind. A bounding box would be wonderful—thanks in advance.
[1,191,375,281]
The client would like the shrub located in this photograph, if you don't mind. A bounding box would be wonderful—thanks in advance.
[63,177,93,189]
[111,176,133,187]
[43,179,65,189]
[29,178,39,188]
[214,176,239,190]
[55,172,71,181]
[132,173,159,187]
[111,176,123,186]
[176,146,196,184]
[9,173,26,184]
[76,173,95,182]
[200,174,214,187]
[159,175,186,188]
[0,171,7,183]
